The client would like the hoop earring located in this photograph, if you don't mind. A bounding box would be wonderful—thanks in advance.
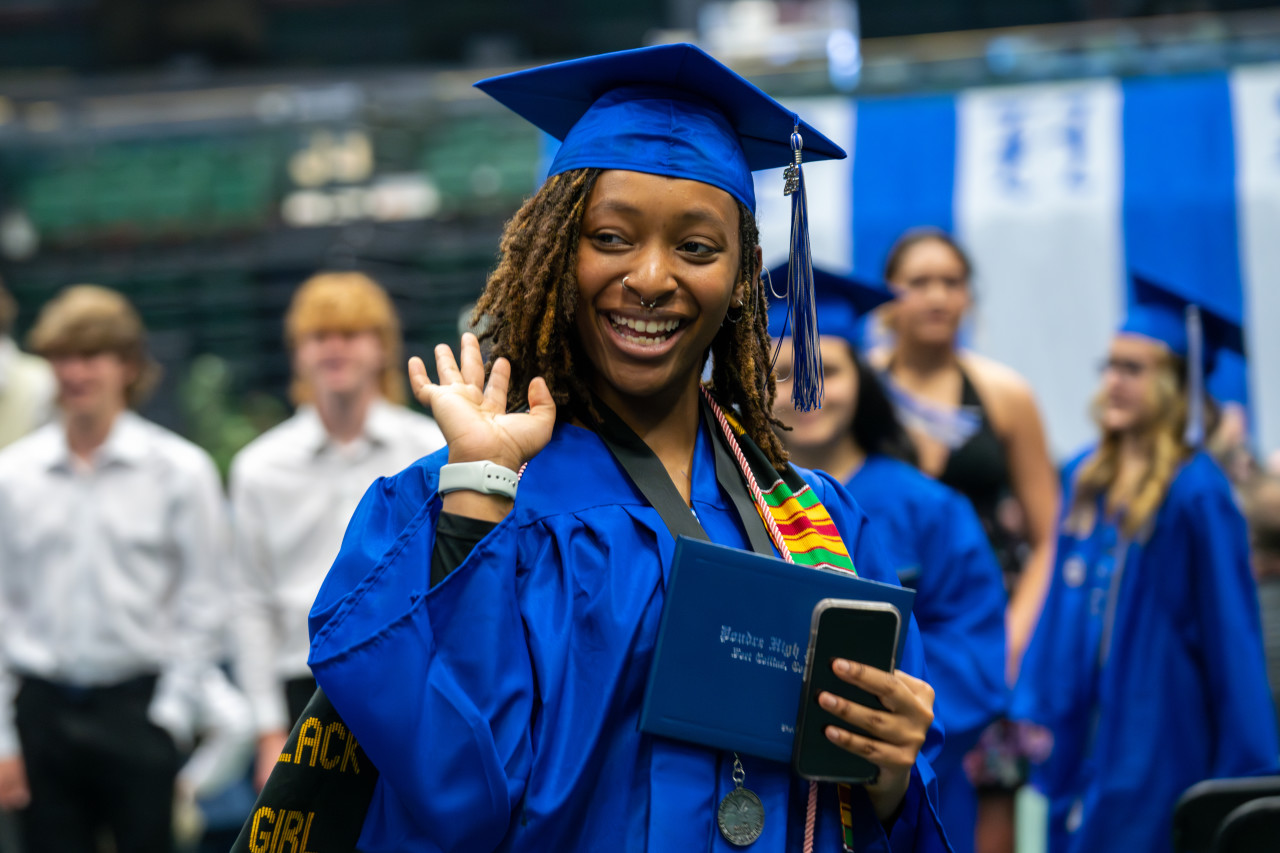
[724,296,745,325]
[621,276,659,312]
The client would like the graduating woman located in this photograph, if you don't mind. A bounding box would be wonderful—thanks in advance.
[292,44,951,853]
[769,267,1007,853]
[1012,275,1279,853]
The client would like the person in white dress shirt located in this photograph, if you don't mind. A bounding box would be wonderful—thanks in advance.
[0,285,228,853]
[229,271,445,790]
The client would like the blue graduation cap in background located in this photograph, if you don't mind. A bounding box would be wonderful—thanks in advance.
[1121,270,1246,445]
[766,264,895,349]
[475,43,847,411]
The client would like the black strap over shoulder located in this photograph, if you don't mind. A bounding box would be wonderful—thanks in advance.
[230,688,378,853]
[590,394,775,557]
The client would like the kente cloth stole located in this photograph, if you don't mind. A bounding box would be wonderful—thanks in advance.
[712,406,856,576]
[705,393,860,852]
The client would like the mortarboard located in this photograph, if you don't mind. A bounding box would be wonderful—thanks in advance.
[766,264,894,349]
[475,43,847,411]
[1120,270,1246,445]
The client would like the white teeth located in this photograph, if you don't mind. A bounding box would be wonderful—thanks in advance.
[608,313,681,337]
[606,313,683,347]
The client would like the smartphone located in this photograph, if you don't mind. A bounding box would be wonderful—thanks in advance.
[792,598,902,783]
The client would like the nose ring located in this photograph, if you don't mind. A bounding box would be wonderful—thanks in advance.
[621,276,659,312]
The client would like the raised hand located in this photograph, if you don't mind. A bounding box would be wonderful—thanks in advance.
[409,333,556,474]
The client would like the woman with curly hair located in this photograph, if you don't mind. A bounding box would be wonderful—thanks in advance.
[257,44,951,853]
[1012,275,1278,853]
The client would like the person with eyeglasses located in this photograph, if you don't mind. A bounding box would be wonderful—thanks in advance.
[1012,274,1278,853]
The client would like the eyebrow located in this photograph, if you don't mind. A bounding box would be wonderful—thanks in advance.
[587,199,733,229]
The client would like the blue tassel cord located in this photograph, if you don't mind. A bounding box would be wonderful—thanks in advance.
[784,127,823,412]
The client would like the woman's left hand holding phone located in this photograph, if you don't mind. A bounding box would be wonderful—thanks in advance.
[818,662,935,822]
[409,332,557,522]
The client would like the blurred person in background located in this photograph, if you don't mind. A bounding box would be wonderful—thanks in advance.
[0,285,229,853]
[1012,275,1278,853]
[769,266,1008,853]
[228,271,444,791]
[869,228,1059,853]
[1242,472,1280,738]
[870,227,1058,679]
[0,279,55,449]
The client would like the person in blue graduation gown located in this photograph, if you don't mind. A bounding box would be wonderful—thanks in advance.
[1012,273,1280,853]
[768,267,1007,853]
[304,44,953,853]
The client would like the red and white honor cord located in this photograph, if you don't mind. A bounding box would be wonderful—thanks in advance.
[703,388,820,853]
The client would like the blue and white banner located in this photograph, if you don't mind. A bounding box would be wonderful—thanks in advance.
[756,64,1280,461]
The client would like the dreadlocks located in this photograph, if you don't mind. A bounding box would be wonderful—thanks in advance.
[472,167,790,470]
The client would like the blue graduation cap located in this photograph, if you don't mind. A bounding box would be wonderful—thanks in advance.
[475,43,847,411]
[766,264,894,349]
[1121,270,1246,445]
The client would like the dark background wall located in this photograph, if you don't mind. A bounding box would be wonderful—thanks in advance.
[2,0,1278,72]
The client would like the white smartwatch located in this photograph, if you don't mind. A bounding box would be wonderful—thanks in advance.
[438,460,519,499]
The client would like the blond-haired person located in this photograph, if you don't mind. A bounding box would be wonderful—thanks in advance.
[0,286,228,852]
[0,280,55,448]
[1012,276,1278,853]
[229,272,444,790]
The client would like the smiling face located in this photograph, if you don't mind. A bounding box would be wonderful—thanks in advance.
[888,237,971,347]
[574,169,745,408]
[773,335,860,452]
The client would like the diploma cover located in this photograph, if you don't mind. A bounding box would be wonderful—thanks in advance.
[640,536,916,763]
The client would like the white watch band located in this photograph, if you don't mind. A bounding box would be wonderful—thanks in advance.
[438,460,519,499]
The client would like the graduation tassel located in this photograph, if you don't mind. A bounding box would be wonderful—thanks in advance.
[784,125,823,412]
[1184,304,1205,447]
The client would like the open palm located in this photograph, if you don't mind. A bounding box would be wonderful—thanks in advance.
[409,333,556,472]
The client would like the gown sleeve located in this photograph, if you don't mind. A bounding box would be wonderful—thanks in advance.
[1176,467,1280,776]
[801,469,954,853]
[915,488,1008,762]
[307,447,537,853]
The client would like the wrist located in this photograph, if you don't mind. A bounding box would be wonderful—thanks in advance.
[441,490,513,523]
[445,450,525,471]
[866,769,911,823]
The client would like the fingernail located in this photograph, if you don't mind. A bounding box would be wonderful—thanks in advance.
[825,726,842,742]
[819,692,837,710]
[834,658,850,674]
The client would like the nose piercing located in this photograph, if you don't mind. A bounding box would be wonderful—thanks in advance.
[621,276,659,312]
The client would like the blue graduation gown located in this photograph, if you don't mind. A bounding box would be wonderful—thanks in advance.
[848,455,1008,853]
[1012,449,1279,853]
[308,420,953,852]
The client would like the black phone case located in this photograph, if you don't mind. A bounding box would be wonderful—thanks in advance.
[792,599,901,783]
